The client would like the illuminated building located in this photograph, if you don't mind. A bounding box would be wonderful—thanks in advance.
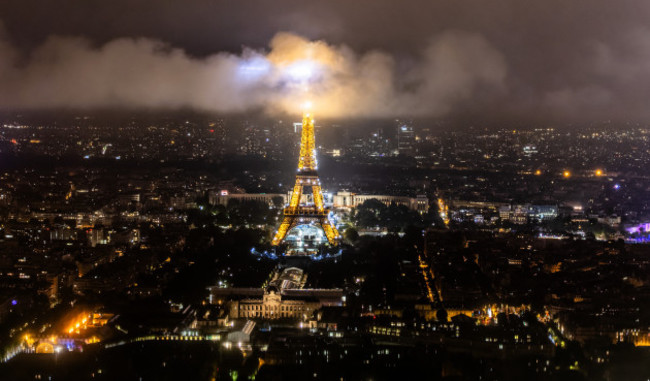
[397,122,415,156]
[438,198,450,225]
[210,191,429,213]
[208,267,343,320]
[209,192,286,207]
[272,110,340,246]
[332,192,428,212]
[86,228,109,247]
[523,145,538,156]
[498,204,558,224]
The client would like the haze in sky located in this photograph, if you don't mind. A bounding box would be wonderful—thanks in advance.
[1,0,649,123]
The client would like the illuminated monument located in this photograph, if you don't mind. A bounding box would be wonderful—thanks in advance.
[271,109,340,248]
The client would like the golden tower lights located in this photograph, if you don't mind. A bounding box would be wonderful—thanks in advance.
[271,109,340,246]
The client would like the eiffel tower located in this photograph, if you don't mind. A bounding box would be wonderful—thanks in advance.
[271,110,340,246]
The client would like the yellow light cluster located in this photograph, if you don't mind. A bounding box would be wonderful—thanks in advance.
[271,108,340,246]
[66,312,91,334]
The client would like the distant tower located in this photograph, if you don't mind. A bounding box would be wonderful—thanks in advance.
[271,110,340,246]
[397,121,415,156]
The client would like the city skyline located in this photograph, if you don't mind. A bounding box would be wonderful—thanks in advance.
[1,2,650,380]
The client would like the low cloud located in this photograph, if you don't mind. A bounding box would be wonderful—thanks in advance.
[3,21,650,123]
[0,27,508,118]
[3,1,650,123]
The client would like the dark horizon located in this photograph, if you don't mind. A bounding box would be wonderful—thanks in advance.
[2,107,649,132]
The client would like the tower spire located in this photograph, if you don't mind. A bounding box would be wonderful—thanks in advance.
[271,108,340,248]
[297,109,317,172]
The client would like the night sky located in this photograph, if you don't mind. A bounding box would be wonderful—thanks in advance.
[1,0,649,123]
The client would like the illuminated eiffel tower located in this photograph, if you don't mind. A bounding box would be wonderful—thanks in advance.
[271,109,340,246]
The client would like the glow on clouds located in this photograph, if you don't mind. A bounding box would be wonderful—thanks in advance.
[0,29,508,118]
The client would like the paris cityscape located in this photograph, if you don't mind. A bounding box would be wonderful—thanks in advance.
[1,1,650,380]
